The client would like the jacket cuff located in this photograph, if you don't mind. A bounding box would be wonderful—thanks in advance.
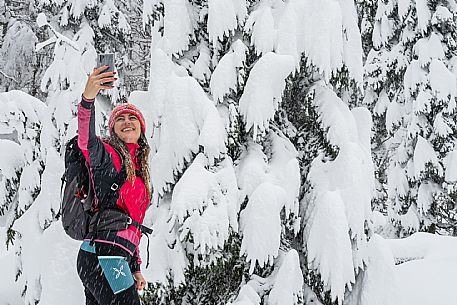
[130,259,141,273]
[81,95,95,109]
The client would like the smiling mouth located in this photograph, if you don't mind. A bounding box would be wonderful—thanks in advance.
[122,127,135,132]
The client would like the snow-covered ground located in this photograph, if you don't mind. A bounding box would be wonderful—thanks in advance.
[0,225,84,305]
[1,230,456,305]
[0,250,23,305]
[396,256,457,305]
[387,233,457,305]
[0,229,23,305]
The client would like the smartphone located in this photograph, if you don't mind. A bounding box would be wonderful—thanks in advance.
[96,53,115,86]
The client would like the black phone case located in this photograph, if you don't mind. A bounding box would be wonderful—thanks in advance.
[96,53,115,85]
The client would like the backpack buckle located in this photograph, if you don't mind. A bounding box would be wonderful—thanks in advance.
[110,183,119,191]
[126,217,132,225]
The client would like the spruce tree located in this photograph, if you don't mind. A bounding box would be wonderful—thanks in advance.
[139,1,395,305]
[0,0,42,94]
[0,91,46,247]
[366,0,457,237]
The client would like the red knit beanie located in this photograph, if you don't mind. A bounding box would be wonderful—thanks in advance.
[108,103,146,135]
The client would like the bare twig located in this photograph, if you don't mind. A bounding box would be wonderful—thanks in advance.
[0,70,19,83]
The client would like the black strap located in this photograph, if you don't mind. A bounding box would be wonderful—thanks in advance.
[122,214,152,268]
[89,211,102,246]
[59,175,65,201]
[127,216,152,269]
[90,163,127,243]
[145,234,150,269]
[129,217,153,235]
[58,175,65,219]
[134,219,152,269]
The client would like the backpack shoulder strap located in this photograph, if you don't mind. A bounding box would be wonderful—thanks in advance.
[98,163,126,207]
[89,155,127,243]
[90,143,127,209]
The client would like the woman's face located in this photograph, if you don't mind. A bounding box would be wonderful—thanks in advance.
[113,113,141,144]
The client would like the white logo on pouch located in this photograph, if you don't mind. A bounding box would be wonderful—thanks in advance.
[112,265,126,279]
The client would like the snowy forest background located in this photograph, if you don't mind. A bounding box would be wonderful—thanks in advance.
[1,0,457,304]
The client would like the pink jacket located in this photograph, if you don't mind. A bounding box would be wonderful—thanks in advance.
[77,96,149,270]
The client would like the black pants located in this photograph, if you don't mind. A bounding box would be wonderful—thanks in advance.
[77,242,140,305]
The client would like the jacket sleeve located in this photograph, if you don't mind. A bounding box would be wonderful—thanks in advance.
[129,246,142,273]
[77,96,111,169]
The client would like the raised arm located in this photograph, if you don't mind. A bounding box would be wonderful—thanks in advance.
[77,65,117,166]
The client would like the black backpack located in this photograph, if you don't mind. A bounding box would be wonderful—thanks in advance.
[60,136,96,240]
[60,136,152,241]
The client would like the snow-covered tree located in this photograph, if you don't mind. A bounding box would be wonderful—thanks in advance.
[0,90,46,246]
[136,1,394,305]
[0,1,41,94]
[0,0,152,100]
[0,1,402,304]
[365,0,457,237]
[7,12,98,304]
[355,0,378,57]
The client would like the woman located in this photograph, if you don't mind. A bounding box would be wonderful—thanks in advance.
[76,65,150,305]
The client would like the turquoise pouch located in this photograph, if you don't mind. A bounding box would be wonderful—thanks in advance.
[98,256,134,294]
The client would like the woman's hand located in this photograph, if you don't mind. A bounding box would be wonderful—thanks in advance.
[133,272,147,291]
[82,65,117,100]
